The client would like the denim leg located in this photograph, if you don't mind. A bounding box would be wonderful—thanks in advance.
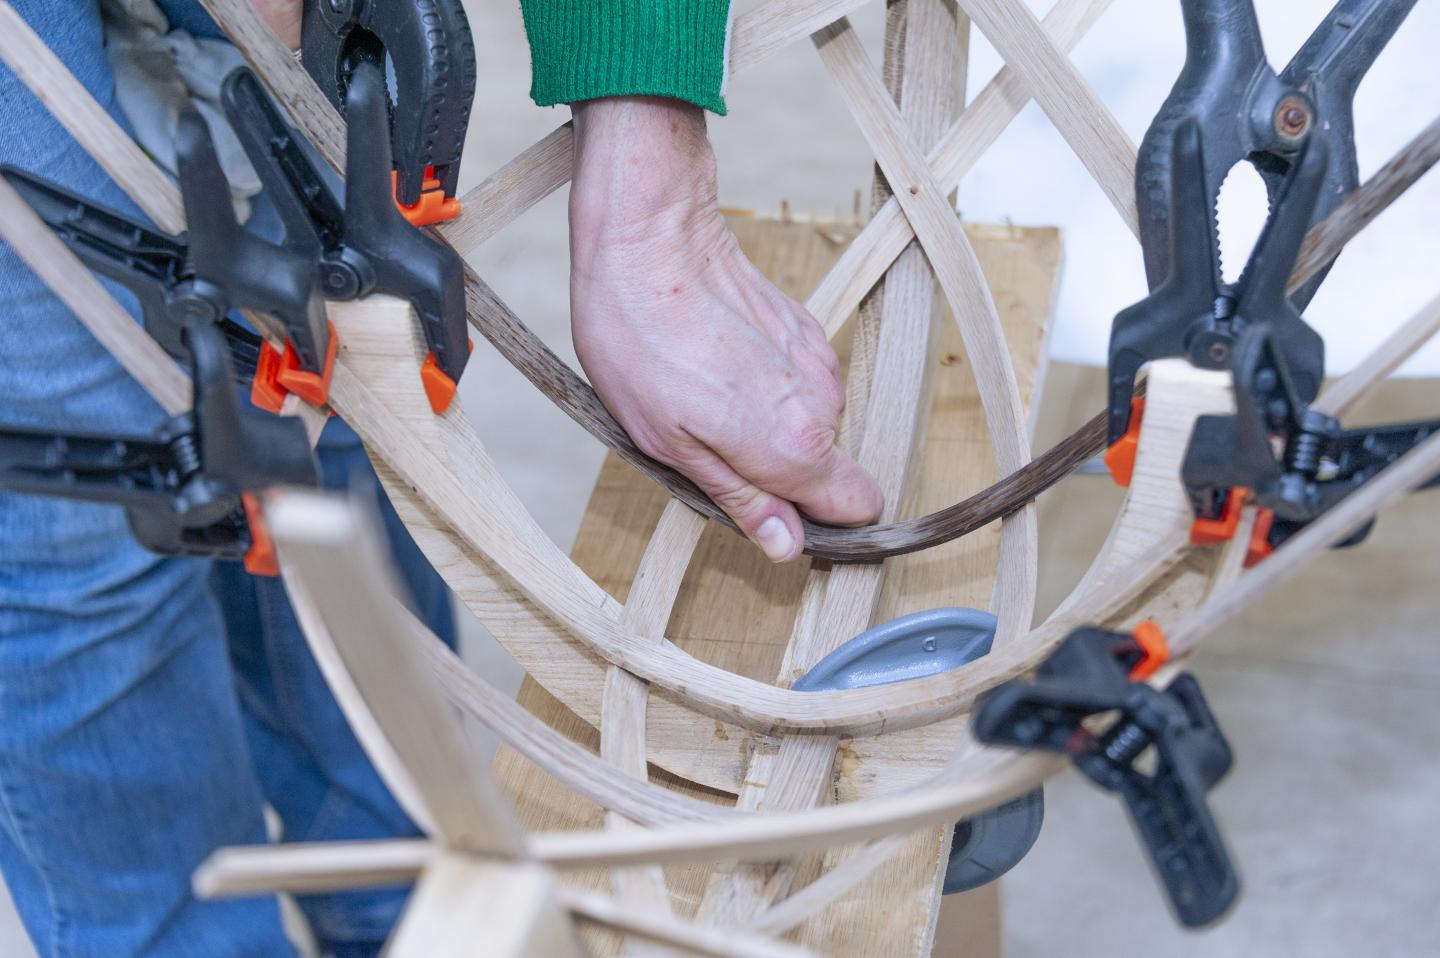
[0,2,290,956]
[210,419,456,952]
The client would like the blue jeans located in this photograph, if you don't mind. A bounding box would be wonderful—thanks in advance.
[0,3,456,956]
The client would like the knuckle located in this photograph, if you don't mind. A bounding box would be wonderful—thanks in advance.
[709,480,765,516]
[777,406,838,466]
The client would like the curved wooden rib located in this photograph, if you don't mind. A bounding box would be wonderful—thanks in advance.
[599,502,706,917]
[805,0,1115,335]
[703,4,975,928]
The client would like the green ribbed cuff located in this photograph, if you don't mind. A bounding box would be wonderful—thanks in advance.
[518,0,733,115]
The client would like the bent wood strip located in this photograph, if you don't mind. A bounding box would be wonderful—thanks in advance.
[1290,112,1440,294]
[813,18,1039,647]
[746,835,911,936]
[418,615,726,825]
[387,857,583,958]
[805,0,1117,335]
[953,0,1138,231]
[600,502,706,918]
[196,840,817,958]
[702,5,963,928]
[0,179,189,415]
[269,492,526,855]
[0,2,185,233]
[1312,291,1440,417]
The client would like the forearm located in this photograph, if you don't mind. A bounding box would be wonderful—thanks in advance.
[518,0,735,114]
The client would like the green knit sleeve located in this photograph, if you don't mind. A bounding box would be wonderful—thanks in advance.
[517,0,734,115]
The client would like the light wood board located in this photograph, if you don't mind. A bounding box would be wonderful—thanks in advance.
[493,212,1060,956]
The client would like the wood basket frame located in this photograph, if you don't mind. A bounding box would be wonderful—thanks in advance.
[0,0,1436,953]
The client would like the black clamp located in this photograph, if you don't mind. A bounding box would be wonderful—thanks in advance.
[300,0,476,224]
[1,105,335,414]
[223,64,470,413]
[1182,324,1440,563]
[0,323,318,574]
[973,625,1238,928]
[1110,0,1418,447]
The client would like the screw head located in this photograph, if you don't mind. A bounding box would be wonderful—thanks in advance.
[1275,97,1311,140]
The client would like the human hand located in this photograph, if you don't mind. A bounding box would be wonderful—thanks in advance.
[568,96,883,562]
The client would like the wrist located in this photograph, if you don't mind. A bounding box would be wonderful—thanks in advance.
[570,97,723,255]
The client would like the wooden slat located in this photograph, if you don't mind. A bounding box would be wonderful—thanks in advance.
[698,0,966,939]
[270,492,526,856]
[806,0,1116,335]
[387,855,584,958]
[953,0,1138,230]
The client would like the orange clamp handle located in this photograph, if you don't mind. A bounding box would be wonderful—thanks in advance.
[1130,619,1169,681]
[1244,508,1276,568]
[393,165,461,227]
[419,339,473,415]
[1190,487,1247,546]
[251,321,339,415]
[241,493,279,577]
[1104,396,1145,487]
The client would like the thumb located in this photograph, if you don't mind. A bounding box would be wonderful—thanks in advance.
[670,439,806,562]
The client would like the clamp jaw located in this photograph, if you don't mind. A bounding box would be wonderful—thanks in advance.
[1109,120,1328,447]
[223,64,470,413]
[0,324,318,574]
[0,104,336,413]
[974,625,1238,928]
[1182,324,1440,563]
[1111,0,1417,449]
[300,0,476,225]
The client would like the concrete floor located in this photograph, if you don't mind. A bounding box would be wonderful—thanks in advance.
[3,0,1439,955]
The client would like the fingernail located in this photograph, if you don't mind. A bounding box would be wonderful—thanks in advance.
[754,516,795,562]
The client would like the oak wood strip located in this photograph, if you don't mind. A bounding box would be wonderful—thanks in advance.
[813,18,1038,649]
[387,856,585,958]
[805,0,1117,335]
[0,177,189,415]
[601,503,706,923]
[1290,112,1440,296]
[270,492,526,856]
[953,0,1138,231]
[700,3,966,940]
[0,2,186,234]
